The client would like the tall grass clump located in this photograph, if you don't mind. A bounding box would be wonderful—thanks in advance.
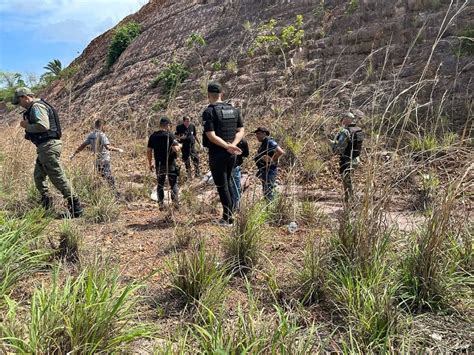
[298,237,328,304]
[399,186,468,311]
[269,193,293,226]
[223,201,269,274]
[84,184,120,223]
[327,181,398,351]
[56,219,82,262]
[190,281,320,354]
[0,210,50,299]
[169,242,230,318]
[1,265,152,353]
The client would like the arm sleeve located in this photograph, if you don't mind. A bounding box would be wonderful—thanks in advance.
[203,110,214,132]
[147,135,154,149]
[25,104,50,133]
[100,132,110,146]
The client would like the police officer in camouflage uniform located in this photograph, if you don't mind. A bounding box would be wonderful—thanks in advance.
[13,87,83,217]
[331,111,364,203]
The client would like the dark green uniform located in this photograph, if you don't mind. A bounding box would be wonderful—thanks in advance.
[23,98,82,216]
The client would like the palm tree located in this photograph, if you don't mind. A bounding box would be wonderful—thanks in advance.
[44,59,63,76]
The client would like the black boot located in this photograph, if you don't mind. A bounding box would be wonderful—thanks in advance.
[67,196,83,218]
[40,194,53,210]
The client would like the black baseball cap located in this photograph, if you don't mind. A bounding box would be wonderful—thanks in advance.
[253,127,270,135]
[207,81,222,93]
[160,116,171,125]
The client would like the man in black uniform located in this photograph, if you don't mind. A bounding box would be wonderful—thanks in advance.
[331,112,364,203]
[147,117,182,210]
[175,116,200,179]
[202,82,244,226]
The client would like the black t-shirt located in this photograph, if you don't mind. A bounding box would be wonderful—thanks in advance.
[202,102,244,154]
[236,139,249,166]
[175,123,197,144]
[147,130,178,166]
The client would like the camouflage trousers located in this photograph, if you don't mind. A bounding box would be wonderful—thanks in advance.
[34,140,73,199]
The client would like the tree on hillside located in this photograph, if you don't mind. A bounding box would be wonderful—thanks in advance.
[0,71,26,103]
[44,59,63,76]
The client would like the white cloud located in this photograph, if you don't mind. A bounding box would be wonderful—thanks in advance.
[0,0,144,43]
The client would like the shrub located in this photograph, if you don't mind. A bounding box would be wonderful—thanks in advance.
[346,0,359,14]
[186,32,206,48]
[223,201,269,274]
[409,134,439,154]
[107,21,141,67]
[1,265,152,353]
[249,15,304,68]
[151,98,168,112]
[457,28,474,56]
[225,59,238,74]
[211,60,223,71]
[150,61,189,95]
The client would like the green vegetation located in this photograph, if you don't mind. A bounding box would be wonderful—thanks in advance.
[399,188,466,311]
[43,59,63,76]
[223,202,269,274]
[1,265,151,353]
[249,15,304,69]
[0,210,50,300]
[169,242,230,318]
[57,219,82,262]
[298,237,327,304]
[107,21,141,67]
[150,61,189,95]
[211,60,223,71]
[457,28,474,56]
[346,0,359,14]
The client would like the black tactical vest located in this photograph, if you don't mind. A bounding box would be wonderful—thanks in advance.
[203,102,239,149]
[24,99,62,146]
[343,125,363,160]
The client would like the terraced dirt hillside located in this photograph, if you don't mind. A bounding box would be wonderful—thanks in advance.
[3,0,470,131]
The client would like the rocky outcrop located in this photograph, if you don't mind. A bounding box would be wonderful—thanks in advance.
[5,0,473,130]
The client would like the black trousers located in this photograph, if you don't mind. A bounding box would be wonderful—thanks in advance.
[209,150,236,222]
[156,163,179,204]
[182,142,200,174]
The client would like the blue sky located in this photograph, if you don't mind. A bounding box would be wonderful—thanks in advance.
[0,0,144,81]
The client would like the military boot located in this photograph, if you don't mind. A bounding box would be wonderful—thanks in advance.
[67,196,83,218]
[40,194,53,210]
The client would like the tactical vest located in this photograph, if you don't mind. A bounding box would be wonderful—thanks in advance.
[343,125,363,160]
[202,103,239,149]
[24,99,62,146]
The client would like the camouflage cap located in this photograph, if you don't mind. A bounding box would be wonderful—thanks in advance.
[12,87,34,105]
[207,81,222,93]
[339,111,355,120]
